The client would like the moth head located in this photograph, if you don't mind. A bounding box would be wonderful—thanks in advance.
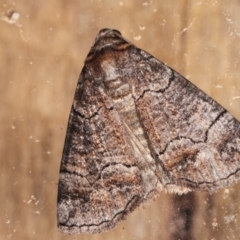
[96,28,122,40]
[86,28,132,62]
[92,28,125,48]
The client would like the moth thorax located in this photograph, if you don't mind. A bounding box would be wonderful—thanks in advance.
[103,76,149,149]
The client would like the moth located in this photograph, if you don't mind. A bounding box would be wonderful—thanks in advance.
[57,28,240,234]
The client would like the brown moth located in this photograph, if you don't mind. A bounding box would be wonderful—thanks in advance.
[57,28,240,234]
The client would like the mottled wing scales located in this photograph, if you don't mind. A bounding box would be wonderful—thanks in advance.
[58,28,240,234]
[131,49,240,191]
[57,65,158,234]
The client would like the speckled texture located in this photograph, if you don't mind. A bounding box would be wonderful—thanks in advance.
[57,29,240,234]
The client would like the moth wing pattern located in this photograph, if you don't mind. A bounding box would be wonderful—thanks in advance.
[57,28,240,234]
[131,47,240,191]
[57,63,159,234]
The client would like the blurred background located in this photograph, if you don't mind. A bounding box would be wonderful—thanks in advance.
[1,1,240,239]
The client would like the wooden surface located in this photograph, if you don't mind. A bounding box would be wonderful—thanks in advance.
[1,1,240,239]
